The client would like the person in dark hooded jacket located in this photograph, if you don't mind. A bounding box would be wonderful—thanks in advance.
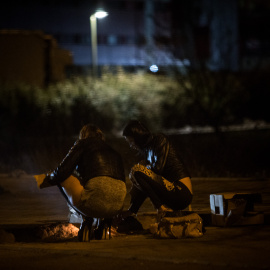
[120,120,192,221]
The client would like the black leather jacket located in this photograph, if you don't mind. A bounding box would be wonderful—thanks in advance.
[46,137,125,186]
[143,133,190,182]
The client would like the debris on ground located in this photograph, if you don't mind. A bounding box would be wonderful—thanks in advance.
[35,223,79,242]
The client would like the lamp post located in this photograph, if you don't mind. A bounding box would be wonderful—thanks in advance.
[90,9,108,76]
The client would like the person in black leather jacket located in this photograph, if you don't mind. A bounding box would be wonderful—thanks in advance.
[121,120,193,221]
[39,124,126,223]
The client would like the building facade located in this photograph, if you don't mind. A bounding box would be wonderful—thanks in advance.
[0,30,72,87]
[1,0,270,82]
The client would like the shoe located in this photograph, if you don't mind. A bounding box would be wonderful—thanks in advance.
[157,205,172,222]
[78,217,94,242]
[94,218,112,240]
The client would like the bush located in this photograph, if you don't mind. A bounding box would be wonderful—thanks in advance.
[0,69,182,138]
[163,70,247,132]
[0,70,269,177]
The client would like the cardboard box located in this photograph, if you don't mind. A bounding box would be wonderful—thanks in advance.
[210,192,264,226]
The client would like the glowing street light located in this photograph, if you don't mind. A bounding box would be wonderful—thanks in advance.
[94,10,108,19]
[90,9,108,76]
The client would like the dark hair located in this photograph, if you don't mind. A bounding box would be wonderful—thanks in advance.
[79,124,104,140]
[122,120,152,148]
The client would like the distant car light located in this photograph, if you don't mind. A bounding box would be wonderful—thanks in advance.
[150,65,158,73]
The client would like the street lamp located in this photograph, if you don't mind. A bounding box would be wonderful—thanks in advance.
[90,9,108,76]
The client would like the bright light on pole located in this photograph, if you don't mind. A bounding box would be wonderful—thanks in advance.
[90,9,108,76]
[95,10,108,19]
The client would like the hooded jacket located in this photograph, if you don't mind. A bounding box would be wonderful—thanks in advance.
[143,133,190,182]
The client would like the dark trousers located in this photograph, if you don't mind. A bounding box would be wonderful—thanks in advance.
[128,164,192,214]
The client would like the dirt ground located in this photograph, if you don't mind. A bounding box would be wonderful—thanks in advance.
[0,174,270,270]
[1,225,270,270]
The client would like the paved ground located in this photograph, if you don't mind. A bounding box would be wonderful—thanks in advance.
[0,173,270,270]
